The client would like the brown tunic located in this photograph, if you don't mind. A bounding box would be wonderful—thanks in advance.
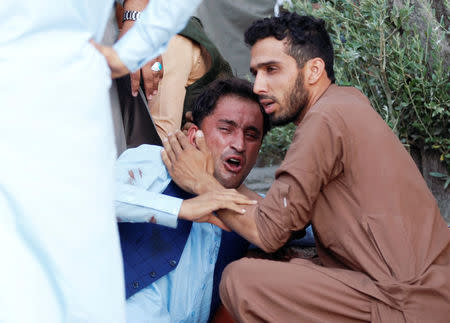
[221,85,450,322]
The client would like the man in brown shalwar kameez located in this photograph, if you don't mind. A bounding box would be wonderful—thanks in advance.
[161,13,450,323]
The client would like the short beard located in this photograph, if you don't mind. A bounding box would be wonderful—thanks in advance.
[271,73,308,126]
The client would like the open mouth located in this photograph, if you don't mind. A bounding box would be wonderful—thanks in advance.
[224,157,243,173]
[260,99,276,114]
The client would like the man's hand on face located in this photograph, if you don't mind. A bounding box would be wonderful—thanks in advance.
[179,189,256,231]
[161,130,216,195]
[163,130,257,230]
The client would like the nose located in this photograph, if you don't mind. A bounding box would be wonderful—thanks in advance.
[231,131,245,153]
[253,73,267,95]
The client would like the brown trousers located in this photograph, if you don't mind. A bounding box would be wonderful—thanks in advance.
[220,258,405,323]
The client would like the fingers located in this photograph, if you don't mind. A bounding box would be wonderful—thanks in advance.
[90,39,129,79]
[142,68,155,100]
[142,65,162,101]
[151,56,164,99]
[161,149,172,170]
[130,54,164,99]
[167,131,183,155]
[181,121,193,136]
[146,74,159,101]
[195,130,208,153]
[162,137,176,164]
[130,69,141,97]
[221,203,247,215]
[175,130,193,151]
[230,195,257,205]
[144,55,163,101]
[90,40,110,61]
[218,190,257,214]
[213,190,257,214]
[89,39,101,51]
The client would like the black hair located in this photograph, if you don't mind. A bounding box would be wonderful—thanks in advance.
[244,13,335,82]
[192,77,271,137]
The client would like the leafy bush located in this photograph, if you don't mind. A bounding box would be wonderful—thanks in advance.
[260,0,449,173]
[260,123,296,165]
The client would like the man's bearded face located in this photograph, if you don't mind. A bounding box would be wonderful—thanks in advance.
[250,37,309,126]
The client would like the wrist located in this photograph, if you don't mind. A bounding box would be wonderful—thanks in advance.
[123,0,148,11]
[118,20,134,38]
[194,175,222,195]
[178,201,187,220]
[122,10,141,22]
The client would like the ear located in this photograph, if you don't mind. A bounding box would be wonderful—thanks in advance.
[187,125,200,147]
[304,58,326,85]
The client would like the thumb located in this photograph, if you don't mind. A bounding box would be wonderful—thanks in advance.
[195,130,208,153]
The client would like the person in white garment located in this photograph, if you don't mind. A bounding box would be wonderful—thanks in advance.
[0,0,203,322]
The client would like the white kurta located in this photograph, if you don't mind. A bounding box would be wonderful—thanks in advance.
[0,1,201,322]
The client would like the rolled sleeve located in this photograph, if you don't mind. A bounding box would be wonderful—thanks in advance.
[114,0,203,71]
[255,173,312,252]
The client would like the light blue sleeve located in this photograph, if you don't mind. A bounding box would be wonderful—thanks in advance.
[114,0,203,72]
[115,145,182,228]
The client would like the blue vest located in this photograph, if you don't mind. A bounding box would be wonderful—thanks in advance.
[118,181,249,316]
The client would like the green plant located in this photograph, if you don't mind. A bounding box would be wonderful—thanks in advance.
[430,171,450,189]
[260,0,449,174]
[260,123,296,165]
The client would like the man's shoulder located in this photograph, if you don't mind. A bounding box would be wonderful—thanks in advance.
[317,84,371,111]
[292,85,373,142]
[115,144,170,189]
[117,144,164,163]
[307,84,373,126]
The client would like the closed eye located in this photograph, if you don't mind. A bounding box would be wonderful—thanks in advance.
[266,66,277,73]
[245,131,260,141]
[219,127,231,133]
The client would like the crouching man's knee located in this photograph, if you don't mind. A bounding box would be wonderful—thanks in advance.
[219,259,240,309]
[219,258,258,319]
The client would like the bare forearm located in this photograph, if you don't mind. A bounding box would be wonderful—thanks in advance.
[217,205,267,251]
[123,0,148,12]
[194,175,223,195]
[237,184,263,201]
[196,177,267,250]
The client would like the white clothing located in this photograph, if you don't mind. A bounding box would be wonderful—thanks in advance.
[0,0,201,322]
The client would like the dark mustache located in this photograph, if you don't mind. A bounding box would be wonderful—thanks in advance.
[258,95,278,103]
